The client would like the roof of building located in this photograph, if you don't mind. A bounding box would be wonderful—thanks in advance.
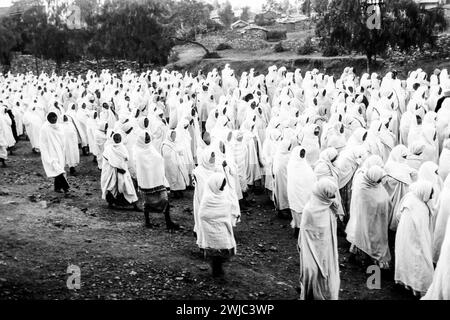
[231,19,249,29]
[240,25,269,33]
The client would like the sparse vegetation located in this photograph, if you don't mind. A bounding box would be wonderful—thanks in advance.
[267,30,287,42]
[216,43,232,51]
[296,37,315,55]
[273,42,284,53]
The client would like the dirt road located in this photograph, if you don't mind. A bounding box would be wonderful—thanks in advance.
[0,139,413,300]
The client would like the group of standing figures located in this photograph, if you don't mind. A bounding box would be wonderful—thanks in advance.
[1,64,450,299]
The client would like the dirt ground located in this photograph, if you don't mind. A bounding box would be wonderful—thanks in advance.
[0,138,415,300]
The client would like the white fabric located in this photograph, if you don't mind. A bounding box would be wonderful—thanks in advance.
[395,181,434,296]
[39,120,66,178]
[287,146,316,227]
[199,172,237,250]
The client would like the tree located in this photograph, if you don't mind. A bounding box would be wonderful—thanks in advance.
[240,6,250,21]
[315,0,446,68]
[0,19,19,74]
[219,0,235,27]
[301,0,311,16]
[313,0,329,16]
[262,0,284,13]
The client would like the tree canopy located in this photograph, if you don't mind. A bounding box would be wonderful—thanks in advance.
[315,0,447,66]
[0,0,216,73]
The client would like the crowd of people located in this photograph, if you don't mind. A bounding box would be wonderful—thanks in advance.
[1,64,450,300]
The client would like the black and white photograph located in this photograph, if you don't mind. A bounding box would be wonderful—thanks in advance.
[1,0,450,310]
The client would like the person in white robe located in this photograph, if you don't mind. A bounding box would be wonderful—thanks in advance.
[422,218,450,300]
[432,175,450,264]
[101,132,140,210]
[193,148,218,248]
[438,137,450,181]
[298,178,340,300]
[62,114,80,175]
[287,146,317,236]
[93,121,108,170]
[22,104,44,153]
[395,180,435,297]
[383,144,417,231]
[133,131,179,230]
[0,110,9,167]
[39,112,69,193]
[347,165,391,268]
[272,139,292,215]
[199,172,237,278]
[161,130,188,197]
[418,161,443,218]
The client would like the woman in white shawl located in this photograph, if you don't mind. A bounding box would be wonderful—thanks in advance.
[347,165,391,268]
[432,175,450,264]
[94,121,108,170]
[287,146,317,236]
[0,109,9,167]
[161,130,188,197]
[384,144,417,231]
[335,145,367,217]
[345,155,385,240]
[39,112,69,193]
[314,147,340,184]
[418,161,443,217]
[133,131,179,231]
[301,123,321,166]
[22,104,44,153]
[0,106,16,152]
[241,118,263,187]
[199,172,238,278]
[215,138,242,216]
[175,118,195,184]
[422,218,450,300]
[62,114,80,175]
[193,148,218,248]
[438,138,450,181]
[231,131,249,197]
[407,141,426,171]
[395,180,435,297]
[298,178,340,300]
[272,139,292,215]
[420,125,439,164]
[101,132,140,211]
[262,129,282,195]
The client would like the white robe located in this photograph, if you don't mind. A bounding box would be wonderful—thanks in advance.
[422,218,450,300]
[299,179,340,300]
[39,122,66,178]
[287,146,316,228]
[199,173,237,250]
[62,119,80,167]
[395,182,434,296]
[101,141,138,204]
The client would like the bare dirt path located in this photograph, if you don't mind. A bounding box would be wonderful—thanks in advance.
[0,139,413,300]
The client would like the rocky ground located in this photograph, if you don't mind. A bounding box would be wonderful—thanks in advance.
[0,138,415,300]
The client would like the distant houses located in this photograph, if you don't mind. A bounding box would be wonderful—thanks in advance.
[240,25,269,40]
[231,20,249,30]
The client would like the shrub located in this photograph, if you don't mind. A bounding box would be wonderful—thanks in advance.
[273,42,284,53]
[322,45,344,57]
[203,51,221,59]
[297,37,314,55]
[168,50,180,63]
[267,30,287,41]
[216,43,232,51]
